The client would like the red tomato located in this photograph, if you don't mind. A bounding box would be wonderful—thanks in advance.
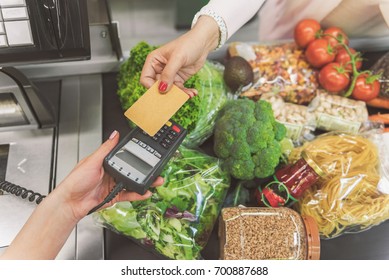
[335,47,362,71]
[318,62,350,93]
[305,39,336,68]
[294,19,321,48]
[351,74,380,101]
[323,27,349,49]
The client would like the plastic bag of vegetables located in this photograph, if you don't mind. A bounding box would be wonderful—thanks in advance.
[95,146,230,260]
[117,41,230,148]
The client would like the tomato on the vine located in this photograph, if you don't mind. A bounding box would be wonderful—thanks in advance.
[335,48,362,71]
[294,19,321,48]
[318,62,350,93]
[323,27,349,49]
[351,74,380,101]
[305,39,336,68]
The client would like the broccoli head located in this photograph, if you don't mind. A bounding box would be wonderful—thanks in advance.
[252,140,282,178]
[225,157,256,180]
[254,99,274,123]
[273,121,287,141]
[214,99,286,179]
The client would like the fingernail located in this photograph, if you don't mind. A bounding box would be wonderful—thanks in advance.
[158,81,168,92]
[109,130,118,140]
[189,91,198,99]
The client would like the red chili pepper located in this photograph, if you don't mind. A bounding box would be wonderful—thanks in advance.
[274,192,286,205]
[262,188,285,207]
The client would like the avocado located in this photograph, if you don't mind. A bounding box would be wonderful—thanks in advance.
[223,56,254,92]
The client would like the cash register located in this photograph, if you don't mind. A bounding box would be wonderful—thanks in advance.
[0,0,90,65]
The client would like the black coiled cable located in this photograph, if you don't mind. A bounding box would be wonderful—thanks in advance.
[0,180,124,213]
[0,180,46,204]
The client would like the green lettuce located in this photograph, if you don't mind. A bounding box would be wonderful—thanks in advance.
[117,41,230,148]
[97,147,230,260]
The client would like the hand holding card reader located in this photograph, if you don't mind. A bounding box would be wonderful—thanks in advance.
[87,120,186,214]
[105,120,186,194]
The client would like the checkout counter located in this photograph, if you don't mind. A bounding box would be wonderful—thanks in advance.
[0,0,389,260]
[0,0,108,259]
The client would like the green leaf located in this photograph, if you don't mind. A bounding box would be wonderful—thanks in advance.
[171,197,189,212]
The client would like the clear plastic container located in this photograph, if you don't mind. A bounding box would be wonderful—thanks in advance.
[260,93,316,144]
[228,42,319,105]
[308,91,368,133]
[219,206,320,260]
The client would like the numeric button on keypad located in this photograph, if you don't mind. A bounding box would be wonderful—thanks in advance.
[170,130,178,137]
[167,133,176,140]
[163,138,172,145]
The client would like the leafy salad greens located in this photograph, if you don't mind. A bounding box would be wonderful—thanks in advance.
[117,41,230,148]
[97,147,230,260]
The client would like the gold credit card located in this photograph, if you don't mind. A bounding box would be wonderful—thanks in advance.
[124,81,189,136]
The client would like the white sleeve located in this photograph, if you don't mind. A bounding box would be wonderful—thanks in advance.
[203,0,266,39]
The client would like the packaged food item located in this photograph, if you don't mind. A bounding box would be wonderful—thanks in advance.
[183,61,232,148]
[228,42,319,104]
[219,206,320,260]
[260,93,316,144]
[292,132,389,239]
[95,146,230,260]
[255,151,326,207]
[308,91,368,133]
[370,51,389,99]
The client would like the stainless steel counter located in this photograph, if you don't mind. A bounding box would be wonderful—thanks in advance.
[0,74,104,260]
[0,128,54,249]
[54,74,104,260]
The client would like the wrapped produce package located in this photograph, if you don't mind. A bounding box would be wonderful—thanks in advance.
[95,147,230,259]
[117,42,230,149]
[260,92,316,145]
[370,51,389,99]
[228,42,319,105]
[291,131,389,239]
[183,61,231,148]
[308,92,368,133]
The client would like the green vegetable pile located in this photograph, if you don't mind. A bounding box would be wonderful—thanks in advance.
[117,41,230,147]
[213,98,287,180]
[97,147,230,260]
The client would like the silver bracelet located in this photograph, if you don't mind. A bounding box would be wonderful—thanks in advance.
[191,8,228,50]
